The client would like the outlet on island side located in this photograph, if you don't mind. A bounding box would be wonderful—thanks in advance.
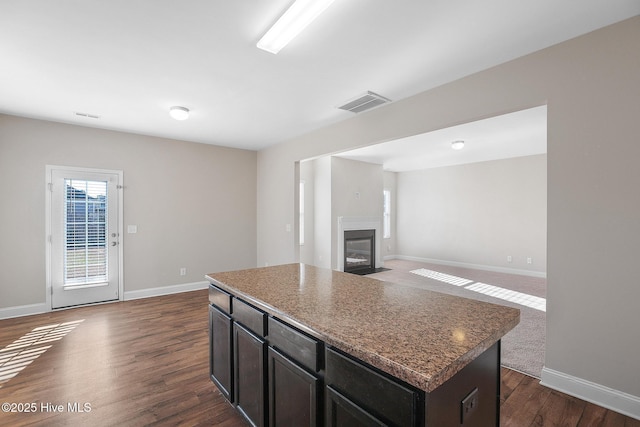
[460,387,479,424]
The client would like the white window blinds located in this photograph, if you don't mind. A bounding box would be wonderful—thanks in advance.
[64,179,108,286]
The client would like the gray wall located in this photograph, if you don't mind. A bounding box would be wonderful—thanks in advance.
[256,17,640,402]
[330,157,383,270]
[299,157,384,269]
[396,154,546,275]
[299,159,315,265]
[0,115,257,309]
[313,157,332,269]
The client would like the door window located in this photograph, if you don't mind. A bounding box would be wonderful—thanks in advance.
[64,179,108,287]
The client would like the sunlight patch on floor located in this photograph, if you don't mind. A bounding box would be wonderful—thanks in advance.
[0,319,84,387]
[410,268,546,312]
[409,268,474,286]
[465,282,546,312]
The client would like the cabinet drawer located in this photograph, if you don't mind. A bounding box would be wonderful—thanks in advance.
[325,347,419,427]
[234,298,267,337]
[268,317,322,372]
[209,284,232,314]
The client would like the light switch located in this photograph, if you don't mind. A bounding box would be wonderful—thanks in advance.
[127,225,137,234]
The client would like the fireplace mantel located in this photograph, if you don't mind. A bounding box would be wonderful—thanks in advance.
[336,216,382,272]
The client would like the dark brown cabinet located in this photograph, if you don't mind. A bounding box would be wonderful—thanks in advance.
[234,322,267,427]
[209,286,270,427]
[209,304,233,402]
[267,317,323,426]
[268,347,320,426]
[326,386,386,427]
[325,347,420,427]
[208,279,502,427]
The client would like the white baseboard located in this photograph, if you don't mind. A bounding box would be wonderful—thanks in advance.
[0,302,48,320]
[123,280,209,301]
[541,367,640,420]
[390,255,547,278]
[0,282,209,320]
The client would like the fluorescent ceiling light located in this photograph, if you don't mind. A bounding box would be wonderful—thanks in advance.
[169,106,189,121]
[257,0,337,54]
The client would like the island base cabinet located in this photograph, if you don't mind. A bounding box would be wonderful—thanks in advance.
[209,304,233,402]
[268,347,321,426]
[234,322,267,427]
[208,268,513,427]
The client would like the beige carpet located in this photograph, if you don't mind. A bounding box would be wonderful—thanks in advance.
[368,259,545,378]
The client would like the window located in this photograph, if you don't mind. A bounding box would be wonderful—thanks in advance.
[383,190,391,239]
[64,179,108,285]
[299,181,305,245]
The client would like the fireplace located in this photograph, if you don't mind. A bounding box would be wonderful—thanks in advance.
[344,229,376,275]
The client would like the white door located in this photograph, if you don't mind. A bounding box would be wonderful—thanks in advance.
[49,167,122,309]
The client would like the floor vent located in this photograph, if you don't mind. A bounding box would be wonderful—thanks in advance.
[338,91,391,113]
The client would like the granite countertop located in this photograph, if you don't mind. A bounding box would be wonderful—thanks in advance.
[206,263,519,393]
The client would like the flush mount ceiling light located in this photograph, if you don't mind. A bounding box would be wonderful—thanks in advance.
[451,140,465,150]
[169,106,189,121]
[257,0,337,54]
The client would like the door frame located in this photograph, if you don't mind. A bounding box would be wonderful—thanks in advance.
[45,165,124,311]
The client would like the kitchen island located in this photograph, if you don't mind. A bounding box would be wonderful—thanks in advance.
[206,263,519,426]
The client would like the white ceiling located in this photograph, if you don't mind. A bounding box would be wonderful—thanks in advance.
[0,1,638,151]
[335,105,547,172]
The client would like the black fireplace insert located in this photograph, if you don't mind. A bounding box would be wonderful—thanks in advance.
[344,229,376,275]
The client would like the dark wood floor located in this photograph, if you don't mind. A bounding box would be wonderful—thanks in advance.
[0,290,637,426]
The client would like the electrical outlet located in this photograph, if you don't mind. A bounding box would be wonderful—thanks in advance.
[507,255,512,263]
[180,267,187,276]
[527,257,532,264]
[461,387,479,424]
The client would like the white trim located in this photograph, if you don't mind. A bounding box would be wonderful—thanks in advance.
[45,167,52,310]
[124,281,209,301]
[45,165,125,311]
[0,303,48,320]
[541,367,640,421]
[0,282,209,319]
[392,255,547,278]
[337,216,383,271]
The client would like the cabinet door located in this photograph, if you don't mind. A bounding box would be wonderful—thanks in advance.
[326,386,386,427]
[234,322,267,427]
[268,347,320,426]
[209,304,233,402]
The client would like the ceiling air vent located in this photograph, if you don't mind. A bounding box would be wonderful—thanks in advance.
[338,91,391,113]
[74,112,100,119]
